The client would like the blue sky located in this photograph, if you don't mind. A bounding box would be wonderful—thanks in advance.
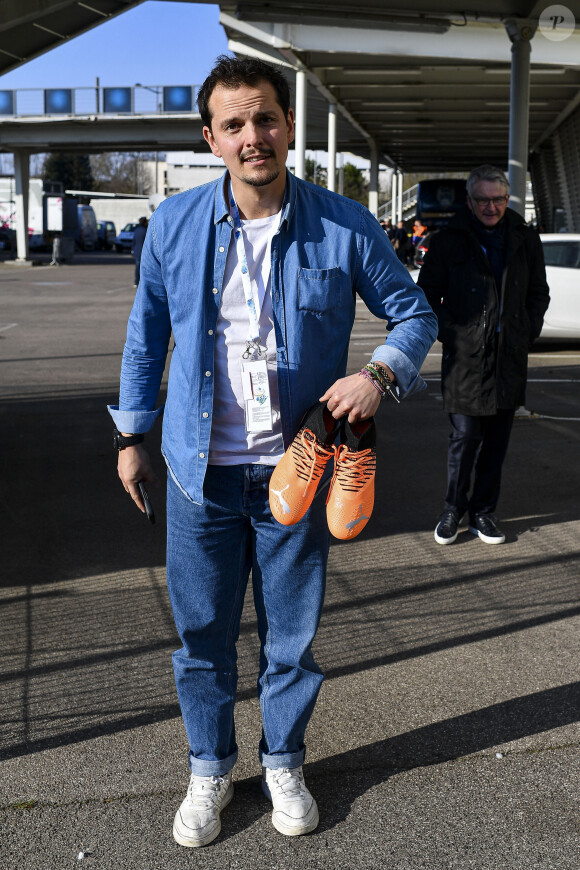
[0,2,229,89]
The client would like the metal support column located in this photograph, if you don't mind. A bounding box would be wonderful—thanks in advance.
[505,19,536,217]
[14,150,30,261]
[295,70,307,180]
[397,171,403,223]
[327,101,337,192]
[391,171,397,224]
[368,140,379,218]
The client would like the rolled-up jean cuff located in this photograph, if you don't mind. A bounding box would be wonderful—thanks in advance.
[188,748,237,777]
[260,748,305,770]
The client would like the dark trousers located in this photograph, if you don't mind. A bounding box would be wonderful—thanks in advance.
[444,410,516,521]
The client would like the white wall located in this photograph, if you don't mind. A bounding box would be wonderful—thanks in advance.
[90,198,150,231]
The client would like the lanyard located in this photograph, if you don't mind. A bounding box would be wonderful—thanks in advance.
[229,181,281,359]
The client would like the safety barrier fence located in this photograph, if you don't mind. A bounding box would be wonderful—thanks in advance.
[0,85,200,117]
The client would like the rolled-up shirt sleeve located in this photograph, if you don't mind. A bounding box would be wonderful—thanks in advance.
[107,214,172,433]
[356,211,438,398]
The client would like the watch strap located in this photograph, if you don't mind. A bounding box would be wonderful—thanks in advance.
[113,428,144,450]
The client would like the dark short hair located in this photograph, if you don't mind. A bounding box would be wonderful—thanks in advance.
[198,55,291,129]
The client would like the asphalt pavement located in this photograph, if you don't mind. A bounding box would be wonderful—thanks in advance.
[1,253,579,869]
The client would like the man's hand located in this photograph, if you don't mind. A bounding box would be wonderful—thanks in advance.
[320,364,396,423]
[117,443,158,513]
[320,374,381,423]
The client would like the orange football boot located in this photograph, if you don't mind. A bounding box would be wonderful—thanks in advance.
[326,417,376,540]
[269,402,340,525]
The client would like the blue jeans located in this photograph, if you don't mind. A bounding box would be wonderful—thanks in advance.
[166,464,330,777]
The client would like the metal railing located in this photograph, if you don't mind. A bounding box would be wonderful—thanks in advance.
[0,85,200,118]
[377,182,419,222]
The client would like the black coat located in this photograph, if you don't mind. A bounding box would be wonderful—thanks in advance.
[417,208,550,414]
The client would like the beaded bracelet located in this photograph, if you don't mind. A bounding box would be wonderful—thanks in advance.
[360,363,401,403]
[359,367,385,397]
[365,362,391,390]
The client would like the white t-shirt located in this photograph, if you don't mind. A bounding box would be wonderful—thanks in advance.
[209,211,285,465]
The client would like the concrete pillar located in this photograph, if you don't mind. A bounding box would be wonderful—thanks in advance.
[368,140,379,218]
[327,101,337,192]
[14,150,30,261]
[294,70,307,180]
[505,19,536,217]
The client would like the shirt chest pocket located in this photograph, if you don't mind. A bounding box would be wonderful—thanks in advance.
[297,266,348,314]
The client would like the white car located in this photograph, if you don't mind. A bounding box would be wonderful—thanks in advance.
[410,234,580,341]
[540,234,580,340]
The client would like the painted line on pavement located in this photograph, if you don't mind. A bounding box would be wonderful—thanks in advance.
[424,376,579,383]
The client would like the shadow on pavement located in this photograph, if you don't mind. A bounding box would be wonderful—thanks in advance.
[308,680,580,833]
[213,680,580,843]
[1,353,580,768]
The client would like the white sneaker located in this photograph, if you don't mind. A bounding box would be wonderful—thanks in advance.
[172,771,234,848]
[262,766,319,836]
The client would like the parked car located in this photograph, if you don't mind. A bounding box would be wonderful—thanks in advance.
[539,234,580,340]
[96,220,116,250]
[414,230,437,267]
[115,222,137,253]
[0,226,16,254]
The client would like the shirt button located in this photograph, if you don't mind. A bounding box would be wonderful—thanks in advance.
[202,412,209,418]
[199,452,205,458]
[212,287,218,294]
[219,246,225,252]
[208,329,213,335]
[205,371,211,377]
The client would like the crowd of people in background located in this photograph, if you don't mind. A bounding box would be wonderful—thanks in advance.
[380,217,428,266]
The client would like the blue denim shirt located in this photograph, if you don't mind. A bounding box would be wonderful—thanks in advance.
[109,171,437,503]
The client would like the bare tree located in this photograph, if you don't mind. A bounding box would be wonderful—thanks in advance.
[90,152,155,195]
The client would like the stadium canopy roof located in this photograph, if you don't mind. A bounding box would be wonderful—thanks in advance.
[0,1,142,76]
[1,0,580,172]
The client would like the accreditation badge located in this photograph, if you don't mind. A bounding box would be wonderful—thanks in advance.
[241,358,273,433]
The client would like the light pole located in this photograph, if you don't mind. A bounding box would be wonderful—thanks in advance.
[135,83,161,194]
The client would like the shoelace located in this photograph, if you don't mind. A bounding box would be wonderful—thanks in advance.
[293,429,336,496]
[269,768,307,799]
[327,445,375,498]
[186,775,227,809]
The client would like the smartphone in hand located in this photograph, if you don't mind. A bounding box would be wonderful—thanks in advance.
[138,480,155,524]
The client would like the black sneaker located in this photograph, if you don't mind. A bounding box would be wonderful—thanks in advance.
[469,513,505,544]
[434,509,460,545]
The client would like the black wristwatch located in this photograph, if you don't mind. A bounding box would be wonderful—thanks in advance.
[113,428,144,450]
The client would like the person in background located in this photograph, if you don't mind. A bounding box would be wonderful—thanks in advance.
[418,164,549,546]
[412,219,427,247]
[393,219,409,263]
[382,218,396,243]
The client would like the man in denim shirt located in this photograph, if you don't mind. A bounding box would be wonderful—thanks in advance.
[109,56,437,848]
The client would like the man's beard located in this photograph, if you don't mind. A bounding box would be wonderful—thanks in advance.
[242,166,281,188]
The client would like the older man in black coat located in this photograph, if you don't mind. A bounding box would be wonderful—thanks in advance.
[418,165,549,545]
